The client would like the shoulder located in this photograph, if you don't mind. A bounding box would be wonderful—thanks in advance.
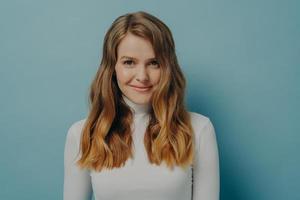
[65,118,87,143]
[188,111,212,131]
[188,111,216,150]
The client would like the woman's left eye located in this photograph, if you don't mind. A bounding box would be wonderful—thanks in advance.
[149,60,159,67]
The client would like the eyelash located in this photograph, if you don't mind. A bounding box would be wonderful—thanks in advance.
[123,60,159,67]
[123,60,134,65]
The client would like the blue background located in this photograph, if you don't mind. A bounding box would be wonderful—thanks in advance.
[0,0,299,199]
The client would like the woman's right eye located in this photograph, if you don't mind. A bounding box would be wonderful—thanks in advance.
[123,60,134,65]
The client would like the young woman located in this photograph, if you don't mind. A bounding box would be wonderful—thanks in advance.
[64,11,220,200]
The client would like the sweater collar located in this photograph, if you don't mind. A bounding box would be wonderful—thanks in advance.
[122,94,151,115]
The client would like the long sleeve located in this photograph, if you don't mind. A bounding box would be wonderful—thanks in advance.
[193,119,220,200]
[63,123,93,200]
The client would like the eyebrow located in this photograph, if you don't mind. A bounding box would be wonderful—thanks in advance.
[120,56,157,61]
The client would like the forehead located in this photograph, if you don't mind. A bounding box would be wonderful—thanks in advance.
[117,33,155,59]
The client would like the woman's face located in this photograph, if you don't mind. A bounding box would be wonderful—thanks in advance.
[115,32,161,105]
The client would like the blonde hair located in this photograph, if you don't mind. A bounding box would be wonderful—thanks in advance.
[77,11,195,172]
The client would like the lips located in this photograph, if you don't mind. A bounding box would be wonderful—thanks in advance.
[130,85,152,92]
[130,84,152,88]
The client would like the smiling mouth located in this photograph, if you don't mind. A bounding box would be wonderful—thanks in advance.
[130,85,152,92]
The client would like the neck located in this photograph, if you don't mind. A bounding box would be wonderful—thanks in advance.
[122,94,150,115]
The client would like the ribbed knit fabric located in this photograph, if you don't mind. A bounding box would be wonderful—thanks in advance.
[64,95,220,200]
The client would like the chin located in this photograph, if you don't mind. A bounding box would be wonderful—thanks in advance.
[126,93,152,104]
[133,97,151,104]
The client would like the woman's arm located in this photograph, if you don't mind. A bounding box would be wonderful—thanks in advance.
[63,123,93,200]
[193,119,220,200]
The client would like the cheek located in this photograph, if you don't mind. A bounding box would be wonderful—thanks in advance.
[115,66,132,84]
[152,70,161,84]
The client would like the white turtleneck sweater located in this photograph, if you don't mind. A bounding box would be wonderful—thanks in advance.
[64,96,220,200]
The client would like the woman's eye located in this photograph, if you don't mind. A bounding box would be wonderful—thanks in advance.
[149,60,159,67]
[123,60,134,65]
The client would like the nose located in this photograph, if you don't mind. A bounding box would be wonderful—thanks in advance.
[135,65,149,82]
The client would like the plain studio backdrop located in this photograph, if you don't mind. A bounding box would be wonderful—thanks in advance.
[0,0,299,199]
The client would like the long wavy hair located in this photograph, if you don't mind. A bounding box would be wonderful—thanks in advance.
[77,11,195,172]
